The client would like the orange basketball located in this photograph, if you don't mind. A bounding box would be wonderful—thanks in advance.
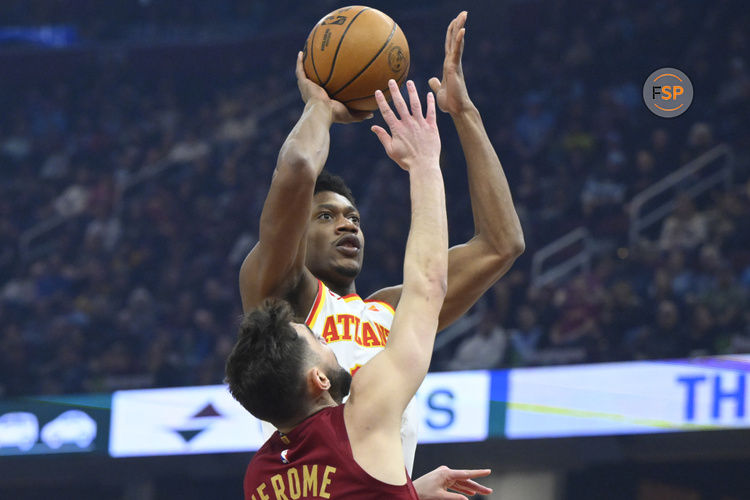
[303,6,410,111]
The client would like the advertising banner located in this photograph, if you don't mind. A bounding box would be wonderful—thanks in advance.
[0,394,110,456]
[502,355,750,439]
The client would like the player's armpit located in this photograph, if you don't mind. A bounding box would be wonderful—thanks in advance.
[365,284,402,309]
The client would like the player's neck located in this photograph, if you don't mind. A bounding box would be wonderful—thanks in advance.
[326,280,356,298]
[276,399,337,434]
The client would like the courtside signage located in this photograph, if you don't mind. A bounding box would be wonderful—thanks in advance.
[503,355,750,439]
[109,385,265,457]
[107,372,492,458]
[103,355,750,457]
[416,370,490,443]
[0,394,110,456]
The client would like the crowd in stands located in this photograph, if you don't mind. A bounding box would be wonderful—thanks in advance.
[437,181,750,371]
[0,0,748,396]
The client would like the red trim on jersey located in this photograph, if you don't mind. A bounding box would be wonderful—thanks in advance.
[364,300,396,315]
[305,280,325,326]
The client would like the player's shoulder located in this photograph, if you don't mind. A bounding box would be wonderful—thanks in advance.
[364,284,402,310]
[362,299,395,316]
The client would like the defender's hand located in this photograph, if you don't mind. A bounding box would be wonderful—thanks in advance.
[371,79,440,171]
[295,52,373,124]
[428,11,473,115]
[413,466,493,500]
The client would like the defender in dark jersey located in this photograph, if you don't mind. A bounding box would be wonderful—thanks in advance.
[227,81,491,499]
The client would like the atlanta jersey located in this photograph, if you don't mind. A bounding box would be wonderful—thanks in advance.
[305,279,396,375]
[245,405,419,500]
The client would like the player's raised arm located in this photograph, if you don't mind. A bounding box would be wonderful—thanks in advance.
[368,11,525,331]
[239,52,371,312]
[429,11,524,326]
[344,79,448,483]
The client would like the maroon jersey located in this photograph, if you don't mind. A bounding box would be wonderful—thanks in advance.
[244,405,419,500]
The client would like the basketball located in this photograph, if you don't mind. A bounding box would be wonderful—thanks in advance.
[303,6,410,111]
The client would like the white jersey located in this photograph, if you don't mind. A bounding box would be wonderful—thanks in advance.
[261,279,420,476]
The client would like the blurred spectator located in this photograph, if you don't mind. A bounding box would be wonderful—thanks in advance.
[699,265,748,331]
[631,149,659,195]
[447,309,508,371]
[627,300,686,360]
[686,304,719,357]
[581,149,628,240]
[514,93,556,160]
[681,123,716,164]
[658,195,708,252]
[542,275,603,365]
[507,305,544,367]
[648,128,678,177]
[599,280,646,361]
[727,311,750,354]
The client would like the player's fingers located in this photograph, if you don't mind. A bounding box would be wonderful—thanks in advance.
[370,125,392,150]
[388,79,410,119]
[456,11,468,30]
[447,12,464,52]
[295,51,306,80]
[453,28,465,63]
[454,479,493,495]
[405,80,422,118]
[426,91,436,126]
[428,77,441,94]
[444,16,454,54]
[451,469,491,479]
[350,110,375,122]
[441,493,470,500]
[449,484,477,496]
[374,89,398,128]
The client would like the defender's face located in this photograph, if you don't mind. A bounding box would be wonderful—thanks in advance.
[305,191,364,284]
[293,323,351,404]
[294,323,338,369]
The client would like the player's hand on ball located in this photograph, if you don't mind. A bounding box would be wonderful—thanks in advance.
[428,11,472,115]
[371,79,440,171]
[295,52,373,124]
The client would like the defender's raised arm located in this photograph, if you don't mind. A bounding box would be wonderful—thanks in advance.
[344,79,448,484]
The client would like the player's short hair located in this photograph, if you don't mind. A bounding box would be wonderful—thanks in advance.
[315,171,356,206]
[225,299,311,423]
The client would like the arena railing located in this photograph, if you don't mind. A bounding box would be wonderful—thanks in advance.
[530,143,735,290]
[531,226,593,289]
[628,143,734,247]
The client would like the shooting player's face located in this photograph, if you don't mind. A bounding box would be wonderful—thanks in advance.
[306,191,364,284]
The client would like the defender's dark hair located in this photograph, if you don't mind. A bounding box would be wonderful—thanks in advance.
[225,299,311,423]
[314,171,356,206]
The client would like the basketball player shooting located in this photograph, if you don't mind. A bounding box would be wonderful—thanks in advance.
[239,10,521,492]
[228,81,490,499]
